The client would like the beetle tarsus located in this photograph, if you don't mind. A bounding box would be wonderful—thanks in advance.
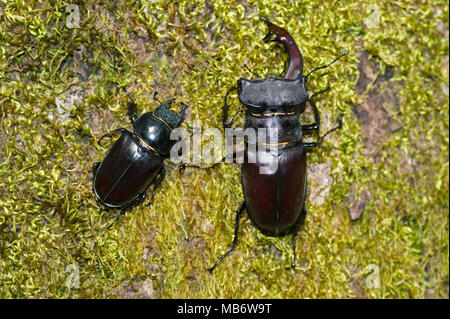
[290,231,297,269]
[290,207,307,269]
[279,60,287,77]
[208,202,246,273]
[92,162,100,175]
[146,167,166,206]
[178,162,223,173]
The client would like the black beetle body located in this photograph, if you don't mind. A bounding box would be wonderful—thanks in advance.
[184,17,347,272]
[242,114,307,237]
[93,97,185,216]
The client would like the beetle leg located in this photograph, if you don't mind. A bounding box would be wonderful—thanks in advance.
[301,99,321,133]
[145,167,166,206]
[178,161,223,172]
[98,128,127,147]
[290,207,307,269]
[208,201,246,273]
[106,192,147,230]
[222,86,238,129]
[320,116,343,142]
[301,98,321,150]
[178,150,246,173]
[224,107,243,128]
[303,116,343,150]
[290,228,298,269]
[92,162,100,175]
[301,87,331,134]
[107,210,127,230]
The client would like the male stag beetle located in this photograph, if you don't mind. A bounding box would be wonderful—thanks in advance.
[181,17,348,272]
[93,92,186,224]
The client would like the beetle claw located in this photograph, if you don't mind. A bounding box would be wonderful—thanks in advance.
[259,16,303,78]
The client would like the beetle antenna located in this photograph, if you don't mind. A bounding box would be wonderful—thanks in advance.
[107,211,126,230]
[153,91,163,106]
[243,64,261,79]
[305,50,349,79]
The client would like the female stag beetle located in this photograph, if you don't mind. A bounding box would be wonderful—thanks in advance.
[93,93,186,223]
[181,17,348,272]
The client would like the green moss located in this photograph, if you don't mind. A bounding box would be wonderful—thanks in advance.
[0,0,448,298]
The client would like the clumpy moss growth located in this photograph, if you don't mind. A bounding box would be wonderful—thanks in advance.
[0,0,448,298]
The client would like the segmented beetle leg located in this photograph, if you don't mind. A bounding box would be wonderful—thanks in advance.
[302,95,322,137]
[178,162,223,173]
[92,162,100,175]
[208,202,246,273]
[289,208,306,269]
[107,210,127,230]
[319,115,343,144]
[177,148,245,174]
[290,231,297,269]
[97,128,127,147]
[146,167,166,206]
[222,86,238,130]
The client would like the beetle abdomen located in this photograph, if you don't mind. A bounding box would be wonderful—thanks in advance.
[94,131,163,208]
[242,145,307,236]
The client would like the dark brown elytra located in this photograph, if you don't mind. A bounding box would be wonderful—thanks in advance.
[180,17,348,272]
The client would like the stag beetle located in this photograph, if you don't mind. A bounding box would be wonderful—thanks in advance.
[180,17,348,272]
[93,93,186,223]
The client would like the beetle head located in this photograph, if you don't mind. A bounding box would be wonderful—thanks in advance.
[154,98,186,129]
